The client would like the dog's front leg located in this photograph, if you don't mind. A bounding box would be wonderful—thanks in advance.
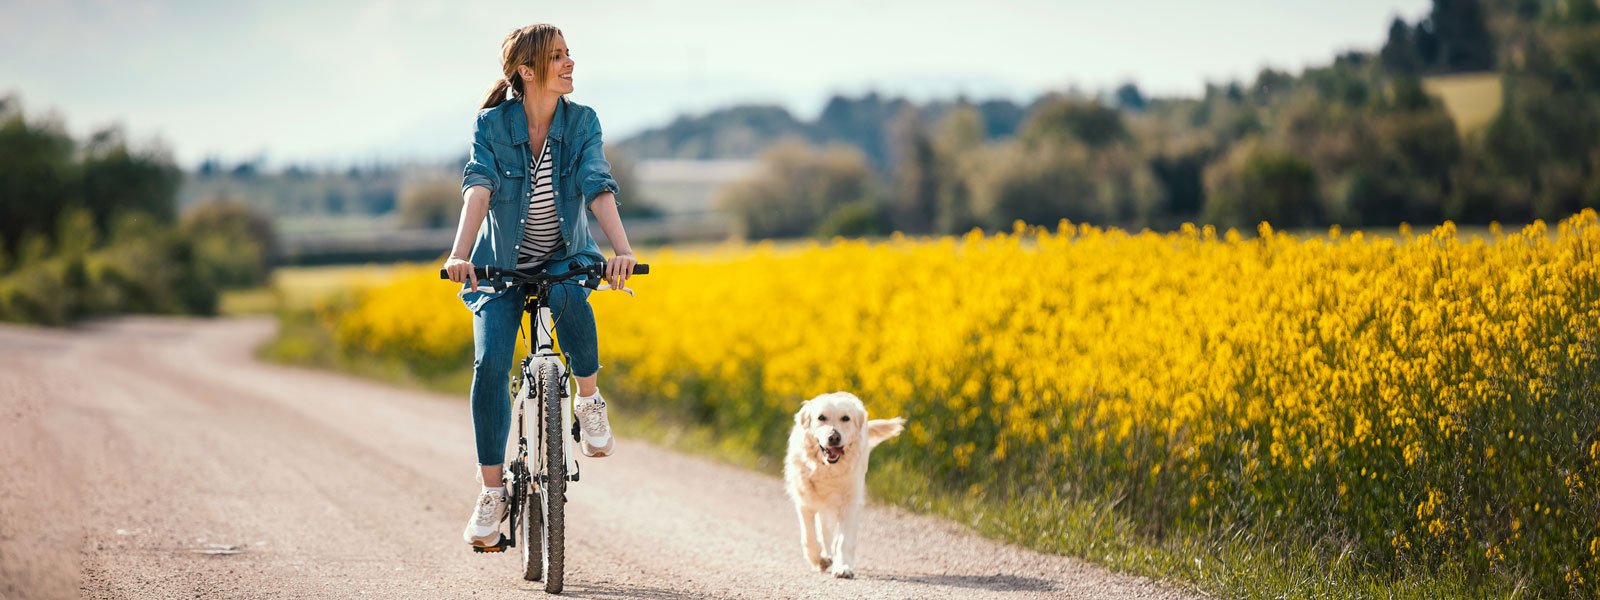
[796,506,829,571]
[818,509,839,567]
[830,502,859,579]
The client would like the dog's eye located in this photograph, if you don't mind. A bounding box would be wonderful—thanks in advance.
[841,416,850,422]
[817,415,827,422]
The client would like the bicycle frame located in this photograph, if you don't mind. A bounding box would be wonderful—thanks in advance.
[518,287,576,488]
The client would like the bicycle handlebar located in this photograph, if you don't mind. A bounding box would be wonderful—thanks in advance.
[439,262,649,293]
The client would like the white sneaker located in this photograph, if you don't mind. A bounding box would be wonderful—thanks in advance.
[575,392,615,457]
[462,489,507,546]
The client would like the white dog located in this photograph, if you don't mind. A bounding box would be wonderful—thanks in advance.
[783,391,905,578]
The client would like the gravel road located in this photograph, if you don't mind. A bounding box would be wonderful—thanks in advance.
[0,316,1199,599]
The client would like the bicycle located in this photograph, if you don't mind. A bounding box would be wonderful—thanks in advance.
[439,260,648,593]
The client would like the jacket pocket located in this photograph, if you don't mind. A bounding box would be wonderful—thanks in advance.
[491,163,526,208]
[559,139,581,177]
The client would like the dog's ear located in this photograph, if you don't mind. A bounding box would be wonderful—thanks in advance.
[795,400,811,428]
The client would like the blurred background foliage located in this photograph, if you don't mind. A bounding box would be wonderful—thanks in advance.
[699,0,1600,238]
[7,0,1600,323]
[0,98,275,324]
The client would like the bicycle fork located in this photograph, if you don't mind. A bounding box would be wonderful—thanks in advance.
[529,305,579,485]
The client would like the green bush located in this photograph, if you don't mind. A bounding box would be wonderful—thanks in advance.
[181,200,277,288]
[717,139,880,239]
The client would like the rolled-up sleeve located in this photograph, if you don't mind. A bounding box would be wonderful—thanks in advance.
[461,110,497,197]
[577,112,621,211]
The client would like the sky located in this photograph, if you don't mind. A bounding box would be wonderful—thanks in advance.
[0,0,1432,169]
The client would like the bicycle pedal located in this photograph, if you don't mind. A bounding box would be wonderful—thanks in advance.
[471,535,508,553]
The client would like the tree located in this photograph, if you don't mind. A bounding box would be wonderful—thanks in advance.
[397,179,461,229]
[1022,98,1130,149]
[1430,0,1496,71]
[716,139,880,239]
[0,97,77,261]
[1204,142,1322,229]
[181,200,278,287]
[1115,82,1148,111]
[1381,18,1423,74]
[930,105,986,234]
[80,127,182,230]
[815,93,911,171]
[976,99,1027,139]
[887,107,938,233]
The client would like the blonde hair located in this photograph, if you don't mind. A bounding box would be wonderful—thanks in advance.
[479,24,563,110]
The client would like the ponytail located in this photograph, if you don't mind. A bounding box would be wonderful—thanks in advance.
[480,78,514,110]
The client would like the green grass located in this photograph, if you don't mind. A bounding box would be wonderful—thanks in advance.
[257,306,474,395]
[273,213,402,236]
[218,262,426,316]
[864,458,1516,600]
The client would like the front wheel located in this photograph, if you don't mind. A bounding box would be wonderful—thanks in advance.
[518,458,541,581]
[537,361,566,593]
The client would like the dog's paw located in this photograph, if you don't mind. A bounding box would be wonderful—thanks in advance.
[809,556,831,572]
[830,564,855,579]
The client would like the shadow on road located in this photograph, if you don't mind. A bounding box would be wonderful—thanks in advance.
[536,582,704,599]
[875,572,1060,592]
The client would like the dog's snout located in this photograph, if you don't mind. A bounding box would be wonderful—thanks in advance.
[827,430,842,446]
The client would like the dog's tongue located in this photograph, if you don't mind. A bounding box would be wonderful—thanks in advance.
[823,446,843,462]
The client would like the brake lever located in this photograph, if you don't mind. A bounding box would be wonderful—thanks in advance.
[595,284,635,296]
[457,284,498,297]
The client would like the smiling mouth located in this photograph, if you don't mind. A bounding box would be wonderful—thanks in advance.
[559,73,573,81]
[820,444,844,464]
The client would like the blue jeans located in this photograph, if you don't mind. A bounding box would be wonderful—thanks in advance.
[469,260,599,467]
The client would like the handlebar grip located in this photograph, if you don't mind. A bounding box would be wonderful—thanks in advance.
[439,265,495,280]
[633,264,649,275]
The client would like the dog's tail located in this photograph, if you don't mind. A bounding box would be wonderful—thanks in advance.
[866,417,906,449]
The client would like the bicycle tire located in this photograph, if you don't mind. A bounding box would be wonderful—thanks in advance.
[537,361,566,593]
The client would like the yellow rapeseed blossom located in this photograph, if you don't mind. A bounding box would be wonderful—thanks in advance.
[327,209,1600,595]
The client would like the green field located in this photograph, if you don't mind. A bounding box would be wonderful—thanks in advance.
[218,262,424,316]
[1423,72,1502,135]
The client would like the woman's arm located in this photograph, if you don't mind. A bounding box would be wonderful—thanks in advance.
[575,110,635,289]
[443,186,490,289]
[446,111,498,290]
[589,190,637,289]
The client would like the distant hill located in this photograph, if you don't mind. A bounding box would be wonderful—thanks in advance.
[615,104,810,163]
[615,93,1032,170]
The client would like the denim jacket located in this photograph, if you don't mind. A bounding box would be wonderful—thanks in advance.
[458,95,620,312]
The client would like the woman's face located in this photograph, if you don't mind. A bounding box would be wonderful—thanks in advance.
[521,34,575,96]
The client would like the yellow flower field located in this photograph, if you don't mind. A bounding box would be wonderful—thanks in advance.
[327,209,1599,596]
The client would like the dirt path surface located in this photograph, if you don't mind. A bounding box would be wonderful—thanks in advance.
[0,316,1199,600]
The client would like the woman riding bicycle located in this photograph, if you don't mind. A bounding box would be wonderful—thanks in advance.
[442,23,637,548]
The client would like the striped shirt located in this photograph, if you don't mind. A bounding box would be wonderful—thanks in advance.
[516,138,565,269]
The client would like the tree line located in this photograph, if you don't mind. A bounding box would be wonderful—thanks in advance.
[698,0,1600,238]
[0,97,276,324]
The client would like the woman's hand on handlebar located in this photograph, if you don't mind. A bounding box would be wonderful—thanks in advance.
[605,253,637,290]
[443,256,478,290]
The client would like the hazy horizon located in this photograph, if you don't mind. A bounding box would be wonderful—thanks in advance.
[1,0,1431,169]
